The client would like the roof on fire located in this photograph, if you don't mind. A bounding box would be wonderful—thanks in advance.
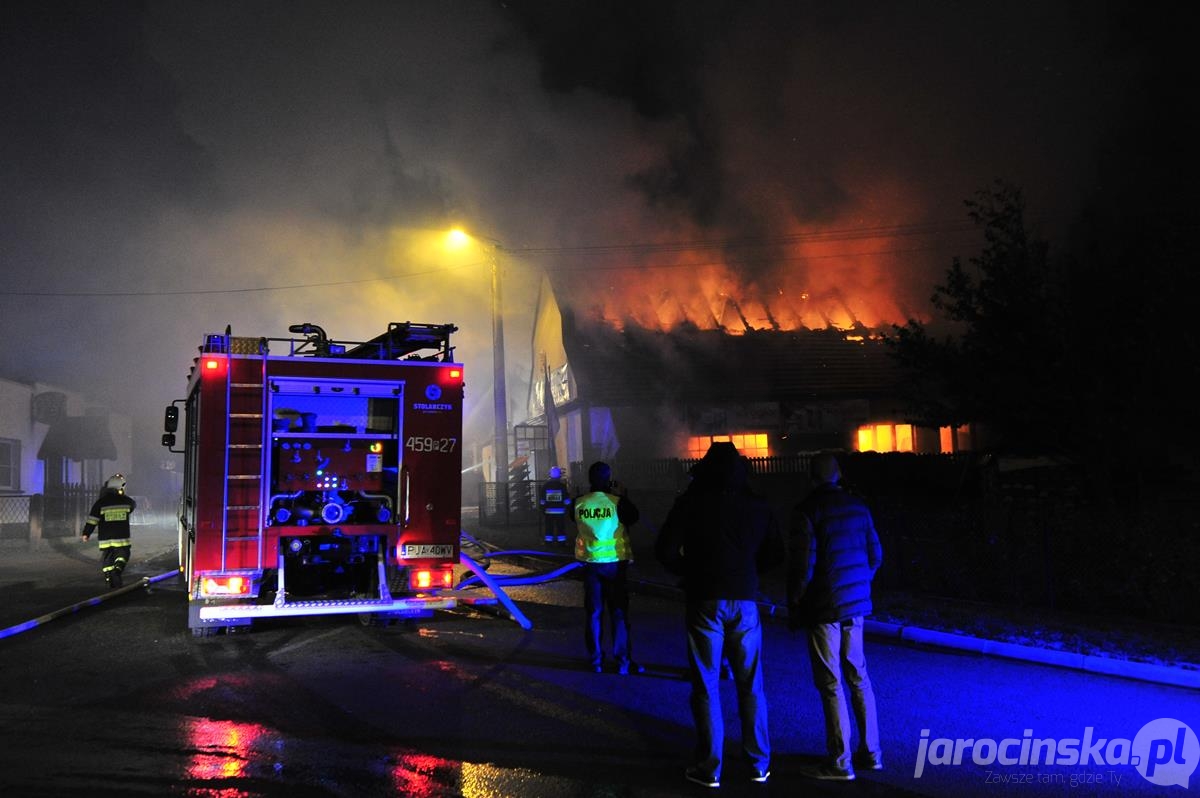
[558,307,905,407]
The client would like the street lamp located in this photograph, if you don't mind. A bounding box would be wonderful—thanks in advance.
[446,229,508,482]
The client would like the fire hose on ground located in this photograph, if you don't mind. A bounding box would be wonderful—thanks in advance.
[2,533,570,639]
[456,530,584,630]
[0,570,179,640]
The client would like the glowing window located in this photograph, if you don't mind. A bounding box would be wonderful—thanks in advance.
[938,424,971,453]
[686,433,769,458]
[855,423,915,453]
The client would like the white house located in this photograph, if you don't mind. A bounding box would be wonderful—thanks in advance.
[0,376,132,496]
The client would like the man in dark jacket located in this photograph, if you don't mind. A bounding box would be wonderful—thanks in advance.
[81,473,137,589]
[788,452,883,781]
[656,442,785,788]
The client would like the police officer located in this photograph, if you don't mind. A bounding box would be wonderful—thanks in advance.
[539,466,572,544]
[573,461,643,674]
[81,474,137,589]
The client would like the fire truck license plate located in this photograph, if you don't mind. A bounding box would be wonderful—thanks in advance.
[401,544,454,558]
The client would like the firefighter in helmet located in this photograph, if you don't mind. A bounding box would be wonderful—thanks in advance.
[539,466,572,544]
[81,474,137,589]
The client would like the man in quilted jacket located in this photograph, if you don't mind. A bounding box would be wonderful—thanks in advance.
[788,452,884,782]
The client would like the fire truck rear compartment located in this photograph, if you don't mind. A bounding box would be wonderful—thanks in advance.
[272,533,391,600]
[171,322,464,634]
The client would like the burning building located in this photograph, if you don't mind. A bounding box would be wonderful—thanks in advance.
[522,272,972,473]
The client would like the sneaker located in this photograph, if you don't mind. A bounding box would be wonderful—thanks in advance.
[855,752,884,771]
[800,764,855,781]
[684,768,719,788]
[617,661,645,675]
[750,768,770,783]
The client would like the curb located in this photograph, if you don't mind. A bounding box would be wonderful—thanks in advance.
[484,542,1200,691]
[865,621,1200,690]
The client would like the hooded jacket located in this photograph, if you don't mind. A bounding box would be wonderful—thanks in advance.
[654,444,784,601]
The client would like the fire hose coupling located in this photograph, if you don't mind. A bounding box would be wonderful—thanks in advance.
[321,500,347,524]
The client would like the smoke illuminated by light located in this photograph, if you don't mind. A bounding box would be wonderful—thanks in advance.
[0,1,1144,486]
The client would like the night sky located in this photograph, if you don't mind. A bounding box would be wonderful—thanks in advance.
[1,0,1190,469]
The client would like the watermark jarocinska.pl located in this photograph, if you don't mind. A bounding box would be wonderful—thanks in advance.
[913,718,1198,788]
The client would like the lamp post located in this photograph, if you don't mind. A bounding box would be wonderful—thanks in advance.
[445,227,509,484]
[488,242,509,483]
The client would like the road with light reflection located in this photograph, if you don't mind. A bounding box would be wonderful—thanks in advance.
[0,537,1193,797]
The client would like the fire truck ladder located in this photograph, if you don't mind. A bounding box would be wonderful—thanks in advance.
[220,330,268,571]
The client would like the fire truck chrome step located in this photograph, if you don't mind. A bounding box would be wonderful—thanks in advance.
[198,597,456,620]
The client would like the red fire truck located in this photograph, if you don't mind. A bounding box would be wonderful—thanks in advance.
[162,322,464,636]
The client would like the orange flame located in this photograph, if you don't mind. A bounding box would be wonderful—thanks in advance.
[578,228,924,334]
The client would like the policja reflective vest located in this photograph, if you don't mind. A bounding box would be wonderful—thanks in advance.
[573,490,632,563]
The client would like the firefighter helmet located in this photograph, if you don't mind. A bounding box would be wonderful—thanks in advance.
[105,473,127,492]
[549,466,562,479]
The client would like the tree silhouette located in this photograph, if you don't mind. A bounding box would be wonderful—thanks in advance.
[887,179,1197,503]
[887,181,1072,456]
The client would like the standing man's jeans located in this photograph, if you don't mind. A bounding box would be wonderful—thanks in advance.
[807,616,881,769]
[685,599,770,782]
[582,561,631,668]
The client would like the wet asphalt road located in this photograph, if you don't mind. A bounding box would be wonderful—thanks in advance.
[0,518,1195,797]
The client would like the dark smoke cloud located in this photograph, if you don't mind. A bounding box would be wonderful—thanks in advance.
[0,0,1186,477]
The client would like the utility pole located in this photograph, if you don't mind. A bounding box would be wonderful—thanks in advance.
[489,243,509,483]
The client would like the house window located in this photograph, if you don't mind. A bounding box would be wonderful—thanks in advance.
[686,432,770,458]
[939,425,971,453]
[855,423,915,453]
[0,438,19,491]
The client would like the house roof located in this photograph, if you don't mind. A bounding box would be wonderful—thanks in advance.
[560,309,904,407]
[38,416,118,461]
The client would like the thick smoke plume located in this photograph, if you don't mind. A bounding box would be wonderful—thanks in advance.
[0,1,1167,477]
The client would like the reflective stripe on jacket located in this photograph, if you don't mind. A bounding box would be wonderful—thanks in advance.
[82,489,136,548]
[539,478,571,515]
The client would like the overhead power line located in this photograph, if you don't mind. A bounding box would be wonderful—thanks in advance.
[0,219,981,298]
[510,219,981,256]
